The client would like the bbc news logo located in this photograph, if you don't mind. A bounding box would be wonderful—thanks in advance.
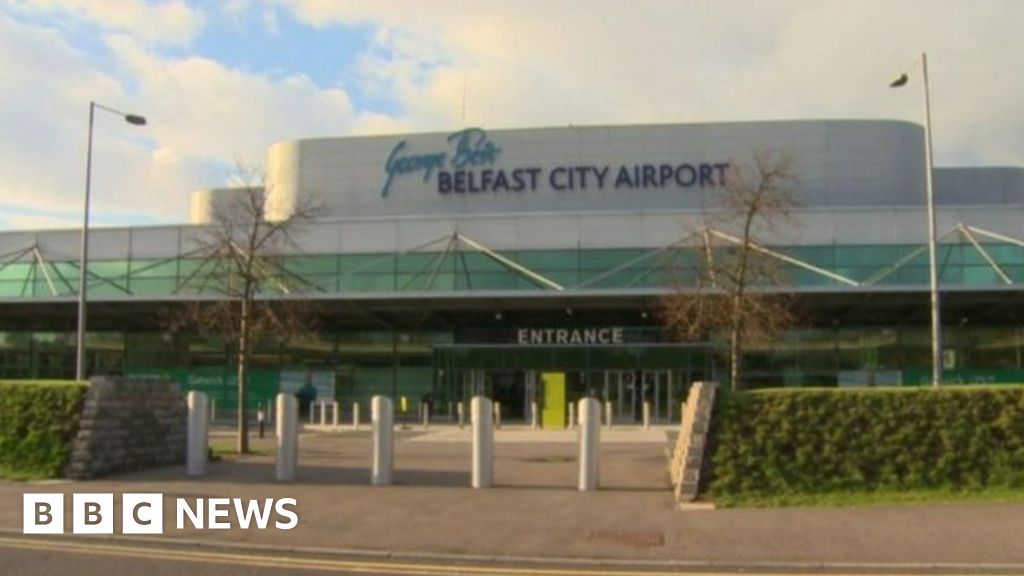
[24,493,298,534]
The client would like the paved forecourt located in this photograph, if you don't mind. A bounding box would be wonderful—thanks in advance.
[2,425,1024,571]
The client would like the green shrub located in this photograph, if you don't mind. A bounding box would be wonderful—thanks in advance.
[709,387,1024,500]
[0,380,88,479]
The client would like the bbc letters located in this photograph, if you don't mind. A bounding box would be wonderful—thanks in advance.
[23,493,298,534]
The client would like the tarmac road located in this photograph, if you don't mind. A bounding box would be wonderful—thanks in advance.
[4,533,1017,576]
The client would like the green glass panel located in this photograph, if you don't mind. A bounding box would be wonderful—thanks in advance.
[517,250,578,271]
[129,259,178,278]
[578,249,646,269]
[342,274,396,292]
[282,255,338,275]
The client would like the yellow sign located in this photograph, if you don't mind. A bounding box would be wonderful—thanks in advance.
[541,373,566,429]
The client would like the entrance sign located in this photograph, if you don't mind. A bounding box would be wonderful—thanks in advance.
[516,327,624,345]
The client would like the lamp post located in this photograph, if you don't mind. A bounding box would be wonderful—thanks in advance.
[890,52,942,388]
[75,102,146,381]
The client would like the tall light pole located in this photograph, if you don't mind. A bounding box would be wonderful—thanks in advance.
[890,52,942,388]
[76,102,147,381]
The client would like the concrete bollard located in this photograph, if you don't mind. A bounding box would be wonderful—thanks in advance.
[494,402,502,429]
[471,396,494,488]
[530,401,539,429]
[332,401,339,427]
[421,402,430,429]
[209,398,216,423]
[568,402,576,429]
[371,396,394,486]
[353,402,360,429]
[604,401,613,430]
[457,401,465,429]
[276,393,298,482]
[186,391,209,476]
[319,400,328,426]
[578,398,601,491]
[642,401,651,430]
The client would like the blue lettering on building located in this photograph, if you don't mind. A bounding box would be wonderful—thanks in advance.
[381,128,731,197]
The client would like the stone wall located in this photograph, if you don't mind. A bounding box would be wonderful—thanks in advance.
[669,381,717,504]
[65,377,187,479]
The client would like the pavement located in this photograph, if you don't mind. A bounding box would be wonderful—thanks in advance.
[3,423,1024,574]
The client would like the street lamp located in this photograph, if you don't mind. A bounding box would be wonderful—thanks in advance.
[76,102,147,381]
[890,52,942,388]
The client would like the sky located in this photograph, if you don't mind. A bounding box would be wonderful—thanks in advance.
[0,0,1022,230]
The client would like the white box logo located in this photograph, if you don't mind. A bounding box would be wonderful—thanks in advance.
[24,493,297,534]
[122,493,163,534]
[23,493,64,534]
[72,493,114,534]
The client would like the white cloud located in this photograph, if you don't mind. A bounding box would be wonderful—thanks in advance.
[0,11,360,230]
[273,0,1024,166]
[10,0,204,46]
[105,34,356,164]
[2,0,1023,233]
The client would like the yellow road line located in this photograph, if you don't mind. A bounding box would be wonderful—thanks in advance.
[0,536,974,576]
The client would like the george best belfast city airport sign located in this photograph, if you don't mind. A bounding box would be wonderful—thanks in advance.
[381,127,730,197]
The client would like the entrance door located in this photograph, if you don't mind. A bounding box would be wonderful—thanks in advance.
[460,370,487,401]
[641,370,672,422]
[523,370,537,421]
[603,370,639,423]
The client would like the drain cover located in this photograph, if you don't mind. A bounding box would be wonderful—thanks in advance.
[588,530,665,548]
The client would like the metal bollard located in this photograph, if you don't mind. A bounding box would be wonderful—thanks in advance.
[457,401,465,429]
[265,399,273,425]
[568,402,576,429]
[604,401,613,430]
[642,401,651,430]
[578,397,601,491]
[319,400,327,426]
[186,391,209,476]
[209,398,216,423]
[371,396,394,486]
[332,401,339,427]
[309,401,316,425]
[530,401,539,429]
[421,402,430,429]
[471,396,494,488]
[353,402,360,429]
[276,393,298,482]
[494,401,502,429]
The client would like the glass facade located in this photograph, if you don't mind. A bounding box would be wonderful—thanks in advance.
[2,238,1023,419]
[3,242,1024,299]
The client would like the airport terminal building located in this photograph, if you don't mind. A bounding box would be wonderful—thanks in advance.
[1,120,1023,425]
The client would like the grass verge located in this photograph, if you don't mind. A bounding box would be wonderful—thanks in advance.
[715,487,1024,508]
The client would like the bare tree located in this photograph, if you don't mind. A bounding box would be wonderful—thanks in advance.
[170,166,323,453]
[660,152,799,391]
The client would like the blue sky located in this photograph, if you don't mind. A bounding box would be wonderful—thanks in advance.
[1,0,1022,230]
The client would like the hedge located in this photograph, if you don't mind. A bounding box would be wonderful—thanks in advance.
[709,386,1024,499]
[0,380,88,479]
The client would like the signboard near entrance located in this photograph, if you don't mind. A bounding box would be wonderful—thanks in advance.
[516,328,624,345]
[541,372,566,429]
